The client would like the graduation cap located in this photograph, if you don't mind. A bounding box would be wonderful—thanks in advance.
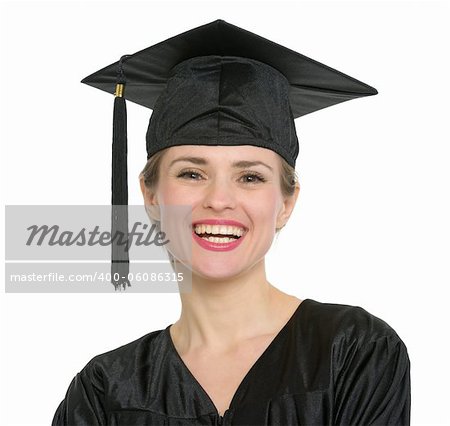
[81,19,377,290]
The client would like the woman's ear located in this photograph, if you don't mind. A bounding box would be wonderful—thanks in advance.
[276,182,300,231]
[140,175,161,221]
[140,175,159,204]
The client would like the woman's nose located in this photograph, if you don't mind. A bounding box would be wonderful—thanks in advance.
[202,177,237,211]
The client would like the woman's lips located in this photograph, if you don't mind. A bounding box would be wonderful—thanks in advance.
[191,218,248,252]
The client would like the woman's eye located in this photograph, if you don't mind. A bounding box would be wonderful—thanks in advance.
[176,170,266,183]
[241,173,266,184]
[177,170,203,180]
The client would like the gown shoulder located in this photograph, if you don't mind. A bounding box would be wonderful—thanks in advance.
[299,299,411,425]
[300,298,406,347]
[51,328,166,426]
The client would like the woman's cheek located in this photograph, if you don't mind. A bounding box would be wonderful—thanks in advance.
[254,190,281,219]
[159,183,193,205]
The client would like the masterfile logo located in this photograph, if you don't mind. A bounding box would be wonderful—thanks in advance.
[4,205,192,293]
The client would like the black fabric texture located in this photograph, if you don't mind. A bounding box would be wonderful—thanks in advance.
[51,299,410,425]
[146,56,299,167]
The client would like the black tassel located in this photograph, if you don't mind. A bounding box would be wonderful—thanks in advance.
[111,76,130,290]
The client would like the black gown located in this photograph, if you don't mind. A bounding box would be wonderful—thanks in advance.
[52,299,410,425]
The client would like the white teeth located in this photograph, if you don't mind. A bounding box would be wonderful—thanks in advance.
[194,224,245,237]
[201,236,235,243]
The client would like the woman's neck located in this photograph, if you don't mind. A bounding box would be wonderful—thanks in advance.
[170,259,300,354]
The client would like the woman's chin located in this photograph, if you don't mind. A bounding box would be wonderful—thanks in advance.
[190,261,243,281]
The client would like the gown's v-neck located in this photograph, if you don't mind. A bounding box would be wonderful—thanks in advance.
[165,299,305,419]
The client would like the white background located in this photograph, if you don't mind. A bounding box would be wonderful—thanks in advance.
[1,1,449,425]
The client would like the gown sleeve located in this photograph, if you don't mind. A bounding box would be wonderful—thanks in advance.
[51,359,107,426]
[333,334,411,425]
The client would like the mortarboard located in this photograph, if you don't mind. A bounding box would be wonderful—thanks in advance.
[81,19,378,290]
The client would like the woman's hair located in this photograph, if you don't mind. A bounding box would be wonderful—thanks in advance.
[140,148,298,234]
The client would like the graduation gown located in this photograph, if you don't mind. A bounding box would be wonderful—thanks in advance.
[52,299,410,425]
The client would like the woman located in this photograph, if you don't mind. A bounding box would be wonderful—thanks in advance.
[52,20,410,425]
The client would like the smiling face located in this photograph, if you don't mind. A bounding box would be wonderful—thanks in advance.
[140,145,300,281]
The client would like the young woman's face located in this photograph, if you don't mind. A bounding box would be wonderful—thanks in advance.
[148,145,297,280]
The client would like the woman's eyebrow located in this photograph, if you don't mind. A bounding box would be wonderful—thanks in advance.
[233,160,273,172]
[169,156,207,167]
[169,156,273,172]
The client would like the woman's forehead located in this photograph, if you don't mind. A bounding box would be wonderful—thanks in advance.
[165,145,280,163]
